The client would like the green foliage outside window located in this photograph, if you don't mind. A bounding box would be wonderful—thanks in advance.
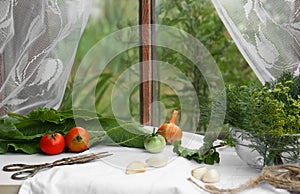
[61,0,258,133]
[155,0,257,131]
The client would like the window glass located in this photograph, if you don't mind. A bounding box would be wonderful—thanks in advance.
[63,0,140,122]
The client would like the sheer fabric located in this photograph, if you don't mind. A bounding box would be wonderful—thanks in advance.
[0,0,90,115]
[212,0,300,83]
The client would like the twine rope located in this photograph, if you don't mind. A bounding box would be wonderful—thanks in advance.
[188,164,300,194]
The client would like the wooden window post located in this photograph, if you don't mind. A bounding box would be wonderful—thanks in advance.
[139,0,155,125]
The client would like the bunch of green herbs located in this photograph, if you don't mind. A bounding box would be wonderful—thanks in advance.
[226,72,300,166]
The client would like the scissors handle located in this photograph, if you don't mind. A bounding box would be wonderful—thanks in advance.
[11,169,39,180]
[3,163,46,171]
[2,152,112,180]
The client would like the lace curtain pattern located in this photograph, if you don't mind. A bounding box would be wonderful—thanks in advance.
[1,0,299,116]
[212,0,300,83]
[0,0,90,115]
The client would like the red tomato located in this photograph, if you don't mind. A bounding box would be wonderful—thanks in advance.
[40,133,65,155]
[65,127,90,152]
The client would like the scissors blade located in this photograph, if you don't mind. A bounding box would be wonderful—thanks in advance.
[52,152,112,166]
[65,152,113,164]
[94,152,113,158]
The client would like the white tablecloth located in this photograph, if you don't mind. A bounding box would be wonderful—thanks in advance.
[1,133,288,194]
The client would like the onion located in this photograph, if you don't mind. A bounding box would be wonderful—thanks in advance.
[157,110,182,144]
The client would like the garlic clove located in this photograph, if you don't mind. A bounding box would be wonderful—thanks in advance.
[201,169,219,183]
[146,154,168,168]
[191,167,208,180]
[126,161,146,174]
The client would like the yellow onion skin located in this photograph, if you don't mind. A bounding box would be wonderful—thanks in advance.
[157,110,182,144]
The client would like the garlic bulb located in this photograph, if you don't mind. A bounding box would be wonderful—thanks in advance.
[191,167,208,180]
[126,161,146,174]
[146,154,168,168]
[202,169,220,183]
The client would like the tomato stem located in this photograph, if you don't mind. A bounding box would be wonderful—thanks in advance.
[49,133,56,140]
[152,128,157,136]
[75,135,83,142]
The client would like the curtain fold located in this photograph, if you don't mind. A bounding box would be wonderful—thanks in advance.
[212,0,300,83]
[0,0,91,115]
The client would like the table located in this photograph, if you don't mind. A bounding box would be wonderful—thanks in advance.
[0,132,289,194]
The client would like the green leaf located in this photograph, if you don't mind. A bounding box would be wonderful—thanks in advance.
[172,140,220,165]
[27,107,65,124]
[69,109,101,121]
[212,151,220,163]
[0,138,41,154]
[98,118,150,148]
[0,142,9,153]
[88,130,107,147]
[0,118,26,139]
[0,108,150,154]
[7,141,40,154]
[173,140,183,154]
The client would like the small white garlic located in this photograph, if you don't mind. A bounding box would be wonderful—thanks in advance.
[202,169,220,183]
[126,161,146,174]
[191,167,208,179]
[146,154,168,168]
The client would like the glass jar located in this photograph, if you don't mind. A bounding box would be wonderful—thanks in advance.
[231,126,300,170]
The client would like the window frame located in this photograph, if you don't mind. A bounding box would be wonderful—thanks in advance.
[139,0,156,125]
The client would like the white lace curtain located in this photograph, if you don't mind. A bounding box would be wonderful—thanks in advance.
[0,0,90,115]
[1,0,299,116]
[212,0,300,83]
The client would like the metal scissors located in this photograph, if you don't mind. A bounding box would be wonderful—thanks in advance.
[2,152,112,180]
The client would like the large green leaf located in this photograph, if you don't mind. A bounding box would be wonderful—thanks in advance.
[79,117,150,148]
[0,108,149,154]
[0,118,26,139]
[7,141,40,154]
[0,142,8,153]
[102,122,150,148]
